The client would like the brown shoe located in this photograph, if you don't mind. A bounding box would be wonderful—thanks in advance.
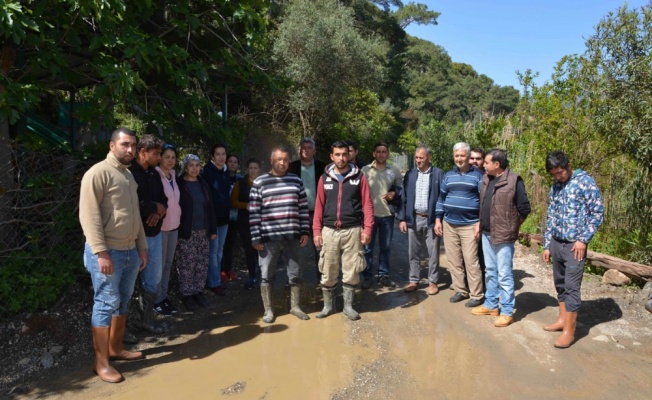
[471,305,499,316]
[494,315,514,327]
[404,282,418,292]
[426,283,439,295]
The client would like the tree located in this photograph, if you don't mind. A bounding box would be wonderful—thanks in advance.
[271,0,383,138]
[583,3,652,248]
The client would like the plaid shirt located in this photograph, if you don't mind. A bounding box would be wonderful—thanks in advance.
[414,166,431,213]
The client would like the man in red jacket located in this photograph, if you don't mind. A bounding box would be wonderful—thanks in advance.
[313,141,374,320]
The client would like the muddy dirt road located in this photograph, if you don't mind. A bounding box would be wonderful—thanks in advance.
[14,226,652,400]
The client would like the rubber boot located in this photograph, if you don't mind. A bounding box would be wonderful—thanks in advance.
[92,326,123,383]
[289,285,309,320]
[260,284,275,323]
[316,287,336,319]
[342,285,360,321]
[138,291,164,334]
[554,311,577,348]
[109,315,144,361]
[543,302,566,332]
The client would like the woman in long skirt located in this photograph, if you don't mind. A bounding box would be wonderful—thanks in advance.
[176,155,217,310]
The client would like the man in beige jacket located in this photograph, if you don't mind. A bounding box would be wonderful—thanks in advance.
[79,127,148,383]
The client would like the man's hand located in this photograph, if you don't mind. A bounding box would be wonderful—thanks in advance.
[210,234,217,240]
[97,251,113,275]
[156,203,167,217]
[542,249,551,263]
[313,235,323,249]
[434,219,443,237]
[299,234,309,248]
[473,223,480,240]
[572,241,587,261]
[253,243,264,251]
[138,249,148,271]
[399,221,407,233]
[382,191,396,202]
[146,213,161,227]
[361,233,371,245]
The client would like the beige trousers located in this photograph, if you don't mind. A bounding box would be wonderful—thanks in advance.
[318,226,366,287]
[443,221,483,299]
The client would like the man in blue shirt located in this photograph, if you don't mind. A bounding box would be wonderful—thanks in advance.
[542,151,604,348]
[435,142,484,308]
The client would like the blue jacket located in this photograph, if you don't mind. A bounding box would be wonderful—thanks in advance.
[397,166,444,228]
[201,161,231,225]
[543,169,604,248]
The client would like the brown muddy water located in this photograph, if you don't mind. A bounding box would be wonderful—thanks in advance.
[16,227,652,399]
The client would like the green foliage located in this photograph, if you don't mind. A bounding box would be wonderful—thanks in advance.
[272,0,384,138]
[0,251,80,314]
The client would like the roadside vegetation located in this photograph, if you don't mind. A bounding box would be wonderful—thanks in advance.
[0,0,650,314]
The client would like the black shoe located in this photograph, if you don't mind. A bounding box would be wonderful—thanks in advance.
[163,298,178,314]
[182,295,199,311]
[449,292,470,303]
[154,301,173,317]
[465,298,484,308]
[360,276,374,290]
[244,277,258,290]
[378,276,396,288]
[193,292,208,308]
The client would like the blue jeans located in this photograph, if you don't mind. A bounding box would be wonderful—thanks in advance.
[141,233,163,293]
[482,233,515,316]
[84,243,140,327]
[363,215,394,279]
[207,224,229,288]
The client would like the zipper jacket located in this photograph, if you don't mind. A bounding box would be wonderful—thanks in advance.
[313,163,374,237]
[543,169,604,248]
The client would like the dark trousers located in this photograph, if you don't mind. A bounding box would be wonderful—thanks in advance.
[236,214,259,279]
[222,220,239,273]
[551,238,586,312]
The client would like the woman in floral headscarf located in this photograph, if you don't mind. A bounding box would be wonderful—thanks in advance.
[176,155,217,311]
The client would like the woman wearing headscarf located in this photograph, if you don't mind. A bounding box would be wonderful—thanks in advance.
[176,154,217,310]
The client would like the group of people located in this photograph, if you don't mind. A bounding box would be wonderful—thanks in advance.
[79,128,604,383]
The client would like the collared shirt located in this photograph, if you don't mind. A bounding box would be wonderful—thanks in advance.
[414,166,431,213]
[300,161,317,211]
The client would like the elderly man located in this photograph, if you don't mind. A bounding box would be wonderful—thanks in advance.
[129,134,167,335]
[471,149,531,327]
[80,128,148,383]
[361,142,403,289]
[249,147,311,323]
[542,151,603,348]
[435,142,484,307]
[288,137,326,278]
[398,146,444,295]
[313,141,374,320]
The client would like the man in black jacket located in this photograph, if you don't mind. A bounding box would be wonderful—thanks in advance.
[398,146,445,295]
[288,137,326,280]
[129,134,167,334]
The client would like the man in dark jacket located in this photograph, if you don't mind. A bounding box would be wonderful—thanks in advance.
[201,144,231,295]
[471,149,531,328]
[398,146,444,295]
[129,134,167,334]
[288,137,326,278]
[313,141,374,320]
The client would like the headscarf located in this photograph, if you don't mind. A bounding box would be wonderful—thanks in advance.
[179,154,201,177]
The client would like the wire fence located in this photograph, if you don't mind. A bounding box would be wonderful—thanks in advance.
[0,146,94,319]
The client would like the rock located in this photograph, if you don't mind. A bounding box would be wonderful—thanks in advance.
[20,325,29,334]
[40,352,54,369]
[18,358,31,366]
[592,335,610,342]
[49,346,64,355]
[643,281,652,292]
[602,270,631,286]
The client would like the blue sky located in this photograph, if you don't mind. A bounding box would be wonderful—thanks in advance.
[404,0,650,89]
